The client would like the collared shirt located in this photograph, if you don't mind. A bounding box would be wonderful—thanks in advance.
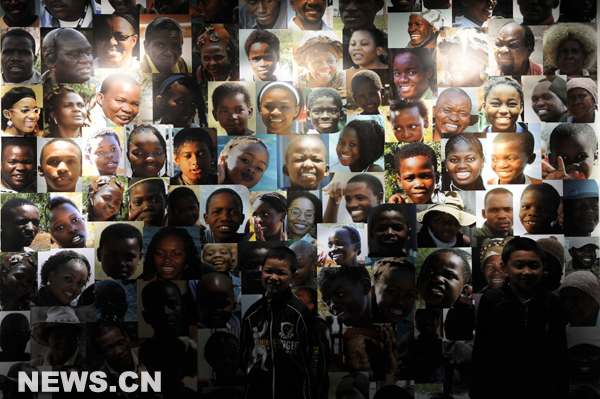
[476,221,514,237]
[452,16,480,28]
[288,17,332,31]
[1,70,42,85]
[486,60,543,76]
[141,54,191,74]
[40,0,98,27]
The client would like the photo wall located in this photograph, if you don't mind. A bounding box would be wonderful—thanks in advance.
[0,0,598,398]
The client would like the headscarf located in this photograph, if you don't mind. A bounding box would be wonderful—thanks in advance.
[294,36,343,69]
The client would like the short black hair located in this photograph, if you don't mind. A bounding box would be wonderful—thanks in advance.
[127,178,167,201]
[142,227,203,280]
[145,17,183,44]
[446,133,484,161]
[1,28,36,54]
[173,127,215,156]
[549,124,597,157]
[244,29,280,58]
[501,236,545,265]
[390,99,428,119]
[204,331,239,364]
[141,280,181,312]
[369,203,409,230]
[317,265,370,288]
[333,225,362,255]
[40,138,82,163]
[98,223,143,252]
[85,128,121,155]
[347,173,383,197]
[40,250,91,287]
[2,137,35,159]
[521,183,560,214]
[343,119,385,170]
[395,142,438,173]
[212,82,252,109]
[419,248,472,285]
[206,188,244,215]
[307,88,343,111]
[351,70,383,101]
[493,131,535,156]
[264,246,299,273]
[1,197,37,226]
[50,196,79,214]
[483,187,512,208]
[126,125,168,166]
[484,76,524,105]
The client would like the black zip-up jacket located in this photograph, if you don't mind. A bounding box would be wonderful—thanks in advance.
[241,288,328,399]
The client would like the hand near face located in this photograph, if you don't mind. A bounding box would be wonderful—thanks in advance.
[542,156,580,180]
[323,181,346,205]
[387,193,405,204]
[218,156,226,184]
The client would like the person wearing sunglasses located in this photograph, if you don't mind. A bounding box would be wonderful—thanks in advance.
[93,14,139,69]
[1,87,40,137]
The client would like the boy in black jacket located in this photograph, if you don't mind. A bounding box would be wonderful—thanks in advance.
[241,246,328,399]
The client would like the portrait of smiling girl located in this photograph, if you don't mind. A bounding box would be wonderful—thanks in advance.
[345,29,387,70]
[126,125,169,177]
[257,82,304,135]
[481,76,528,133]
[37,250,92,306]
[391,48,435,101]
[442,133,486,191]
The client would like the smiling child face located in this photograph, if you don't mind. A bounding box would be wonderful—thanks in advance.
[418,251,466,308]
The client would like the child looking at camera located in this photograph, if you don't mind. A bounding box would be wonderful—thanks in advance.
[545,123,598,180]
[218,136,269,189]
[212,83,255,136]
[241,246,327,399]
[393,142,440,204]
[417,248,472,308]
[282,135,330,190]
[470,237,568,399]
[172,127,217,185]
[519,183,562,235]
[489,131,541,185]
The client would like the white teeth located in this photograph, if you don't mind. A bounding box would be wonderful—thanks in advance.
[410,35,420,39]
[456,172,471,179]
[444,123,458,129]
[218,226,231,230]
[64,291,73,297]
[498,171,512,176]
[497,118,510,122]
[318,73,331,78]
[162,267,174,272]
[537,110,547,115]
[351,211,362,215]
[294,223,307,229]
[341,155,352,159]
[301,173,315,177]
[389,308,403,316]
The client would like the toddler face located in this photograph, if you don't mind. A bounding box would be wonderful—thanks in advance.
[419,252,465,308]
[225,142,269,189]
[550,135,597,180]
[284,137,330,190]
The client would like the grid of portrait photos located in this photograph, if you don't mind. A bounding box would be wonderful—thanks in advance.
[0,0,598,398]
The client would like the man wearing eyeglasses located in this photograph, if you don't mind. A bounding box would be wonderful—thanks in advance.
[41,28,94,84]
[93,14,139,69]
[1,29,41,85]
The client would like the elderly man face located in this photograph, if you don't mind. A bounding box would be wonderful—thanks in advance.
[1,35,36,83]
[46,29,93,83]
[45,0,87,22]
[96,327,134,373]
[493,23,531,75]
[95,16,138,68]
[145,28,183,73]
[47,325,79,364]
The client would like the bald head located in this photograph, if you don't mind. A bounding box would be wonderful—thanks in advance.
[494,23,534,75]
[196,272,235,328]
[42,28,93,83]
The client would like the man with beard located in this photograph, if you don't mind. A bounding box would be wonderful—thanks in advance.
[487,23,542,76]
